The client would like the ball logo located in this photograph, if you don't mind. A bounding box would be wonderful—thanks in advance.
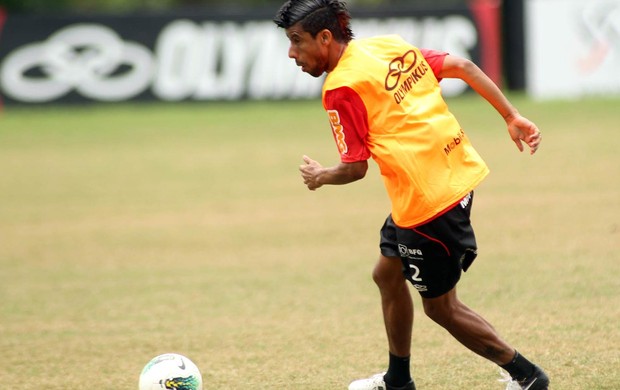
[384,50,418,91]
[162,376,201,390]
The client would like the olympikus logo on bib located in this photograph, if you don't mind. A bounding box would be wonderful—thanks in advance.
[384,50,429,104]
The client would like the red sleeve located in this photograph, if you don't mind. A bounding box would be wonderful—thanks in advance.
[420,48,448,82]
[323,86,371,163]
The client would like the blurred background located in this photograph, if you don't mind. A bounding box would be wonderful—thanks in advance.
[1,0,619,106]
[1,0,470,13]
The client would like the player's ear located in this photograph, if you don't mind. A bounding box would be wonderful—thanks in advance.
[319,29,332,45]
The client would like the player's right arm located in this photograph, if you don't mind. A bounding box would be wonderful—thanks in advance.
[299,155,368,191]
[300,86,371,191]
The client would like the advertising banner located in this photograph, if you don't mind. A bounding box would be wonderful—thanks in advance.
[526,0,620,99]
[0,4,500,105]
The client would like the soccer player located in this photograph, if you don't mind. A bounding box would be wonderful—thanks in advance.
[273,1,549,389]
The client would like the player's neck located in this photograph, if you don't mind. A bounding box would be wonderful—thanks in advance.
[327,43,347,73]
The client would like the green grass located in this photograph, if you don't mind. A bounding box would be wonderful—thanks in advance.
[1,95,619,389]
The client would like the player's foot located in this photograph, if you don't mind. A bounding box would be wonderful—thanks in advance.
[499,366,549,390]
[348,372,415,390]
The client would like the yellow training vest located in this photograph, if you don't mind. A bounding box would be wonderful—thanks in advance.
[322,35,489,227]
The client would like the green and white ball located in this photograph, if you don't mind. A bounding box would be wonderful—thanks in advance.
[139,353,203,390]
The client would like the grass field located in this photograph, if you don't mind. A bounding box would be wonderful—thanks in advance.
[1,95,619,389]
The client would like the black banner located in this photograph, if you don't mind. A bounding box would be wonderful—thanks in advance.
[0,5,496,105]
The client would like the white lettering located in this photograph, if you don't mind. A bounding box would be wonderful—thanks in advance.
[247,22,323,99]
[193,22,249,100]
[0,15,479,103]
[152,20,203,101]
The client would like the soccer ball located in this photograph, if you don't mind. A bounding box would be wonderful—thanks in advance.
[139,353,203,390]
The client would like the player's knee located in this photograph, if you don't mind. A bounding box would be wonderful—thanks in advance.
[371,263,386,287]
[422,297,454,326]
[372,256,402,288]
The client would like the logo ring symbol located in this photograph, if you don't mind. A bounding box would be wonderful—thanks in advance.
[384,50,418,91]
[0,23,154,102]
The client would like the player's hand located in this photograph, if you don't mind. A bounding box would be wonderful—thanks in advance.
[299,155,323,190]
[506,114,542,155]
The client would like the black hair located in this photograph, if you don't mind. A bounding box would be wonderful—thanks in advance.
[273,0,354,43]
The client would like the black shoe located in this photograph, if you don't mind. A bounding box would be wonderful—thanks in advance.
[501,366,549,390]
[519,366,549,390]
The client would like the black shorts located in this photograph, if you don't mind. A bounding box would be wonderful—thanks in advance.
[379,192,478,298]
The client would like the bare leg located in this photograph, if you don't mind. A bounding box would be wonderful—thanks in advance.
[422,287,515,365]
[372,254,413,357]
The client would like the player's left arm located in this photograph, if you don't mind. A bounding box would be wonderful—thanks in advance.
[438,55,542,155]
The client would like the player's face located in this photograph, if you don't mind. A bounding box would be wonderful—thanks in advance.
[285,23,329,77]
